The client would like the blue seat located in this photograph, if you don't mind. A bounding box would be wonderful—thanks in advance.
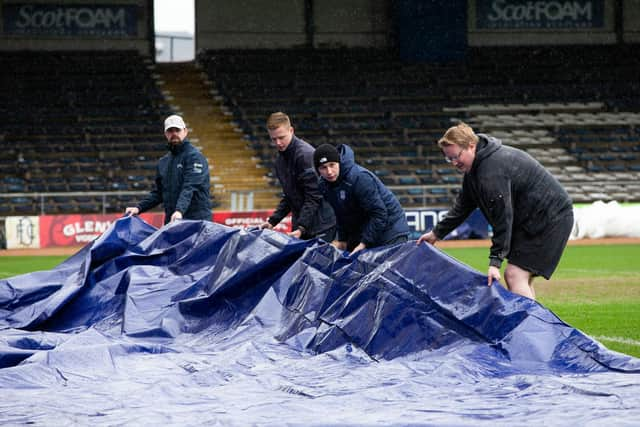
[77,202,100,213]
[420,176,437,185]
[415,169,432,175]
[398,176,418,185]
[48,183,68,192]
[430,187,448,195]
[442,175,461,184]
[7,183,26,192]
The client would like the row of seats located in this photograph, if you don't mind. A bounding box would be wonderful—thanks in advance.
[468,112,640,129]
[2,46,639,215]
[0,51,177,215]
[199,45,640,207]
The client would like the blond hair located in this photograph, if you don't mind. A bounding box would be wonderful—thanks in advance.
[266,112,291,130]
[438,122,479,149]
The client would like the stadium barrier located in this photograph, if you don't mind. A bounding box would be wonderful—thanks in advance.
[3,211,290,249]
[2,208,492,250]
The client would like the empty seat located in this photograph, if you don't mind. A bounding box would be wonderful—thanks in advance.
[398,176,418,185]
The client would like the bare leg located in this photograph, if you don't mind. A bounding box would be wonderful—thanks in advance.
[529,275,536,300]
[503,263,535,300]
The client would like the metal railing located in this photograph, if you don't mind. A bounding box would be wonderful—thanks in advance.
[155,33,194,62]
[0,189,280,216]
[0,184,464,217]
[0,191,147,216]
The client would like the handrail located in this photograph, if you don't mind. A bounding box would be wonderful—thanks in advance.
[0,191,147,216]
[155,33,194,62]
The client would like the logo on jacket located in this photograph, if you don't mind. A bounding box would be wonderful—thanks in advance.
[193,162,203,173]
[339,190,346,200]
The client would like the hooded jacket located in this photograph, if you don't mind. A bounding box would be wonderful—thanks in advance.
[137,140,212,224]
[433,134,572,268]
[319,144,409,248]
[269,136,335,238]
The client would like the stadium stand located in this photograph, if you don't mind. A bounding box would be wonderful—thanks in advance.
[198,44,640,207]
[154,62,279,210]
[2,45,639,215]
[0,50,280,214]
[0,50,174,215]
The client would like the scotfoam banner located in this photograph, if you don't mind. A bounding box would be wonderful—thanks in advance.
[475,0,605,30]
[2,3,139,37]
[405,208,490,239]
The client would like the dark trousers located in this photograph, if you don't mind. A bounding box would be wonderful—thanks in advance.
[315,227,336,243]
[346,233,408,252]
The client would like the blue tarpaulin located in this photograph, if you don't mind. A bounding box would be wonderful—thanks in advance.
[1,216,639,425]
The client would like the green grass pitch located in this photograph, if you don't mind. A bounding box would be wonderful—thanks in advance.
[443,244,640,358]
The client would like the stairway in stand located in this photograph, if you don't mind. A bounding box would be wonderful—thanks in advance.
[156,62,278,211]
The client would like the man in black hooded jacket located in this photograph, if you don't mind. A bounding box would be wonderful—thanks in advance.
[417,122,573,300]
[259,112,335,241]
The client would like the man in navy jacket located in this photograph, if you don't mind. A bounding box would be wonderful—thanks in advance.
[260,112,335,241]
[125,115,211,224]
[314,143,409,255]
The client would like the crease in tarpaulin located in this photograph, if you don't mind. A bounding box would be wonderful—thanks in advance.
[1,215,639,374]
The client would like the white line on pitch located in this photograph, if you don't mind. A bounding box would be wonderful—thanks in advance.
[594,335,640,347]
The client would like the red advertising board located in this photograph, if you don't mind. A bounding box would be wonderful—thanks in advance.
[38,213,165,248]
[212,210,291,233]
[39,214,118,248]
[37,211,291,248]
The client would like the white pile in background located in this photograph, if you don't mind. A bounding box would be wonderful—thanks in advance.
[571,201,640,239]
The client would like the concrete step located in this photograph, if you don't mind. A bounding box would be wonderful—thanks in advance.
[157,62,276,210]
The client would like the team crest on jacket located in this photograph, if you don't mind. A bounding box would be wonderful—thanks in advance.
[193,162,203,173]
[340,190,346,200]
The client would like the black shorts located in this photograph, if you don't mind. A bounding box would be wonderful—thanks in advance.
[507,210,574,280]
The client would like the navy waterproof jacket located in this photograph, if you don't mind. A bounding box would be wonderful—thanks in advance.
[269,136,335,238]
[433,134,572,268]
[137,140,212,224]
[319,144,409,248]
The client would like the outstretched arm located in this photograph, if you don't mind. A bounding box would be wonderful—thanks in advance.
[416,231,437,245]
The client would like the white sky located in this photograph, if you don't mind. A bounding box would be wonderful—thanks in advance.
[154,0,195,35]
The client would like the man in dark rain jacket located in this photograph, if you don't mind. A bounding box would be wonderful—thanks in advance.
[260,112,336,241]
[125,115,212,224]
[417,122,573,300]
[314,143,409,255]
